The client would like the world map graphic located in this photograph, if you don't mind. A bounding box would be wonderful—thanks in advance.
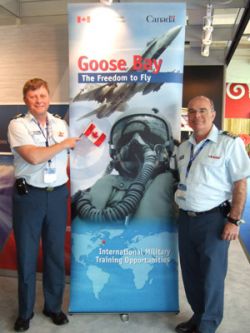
[69,218,179,313]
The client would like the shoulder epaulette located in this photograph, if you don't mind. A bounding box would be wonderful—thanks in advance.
[221,131,238,139]
[54,114,62,119]
[12,113,25,119]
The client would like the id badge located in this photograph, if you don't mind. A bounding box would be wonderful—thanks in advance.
[175,183,187,200]
[44,166,57,183]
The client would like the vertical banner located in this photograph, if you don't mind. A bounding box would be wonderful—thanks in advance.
[68,3,186,312]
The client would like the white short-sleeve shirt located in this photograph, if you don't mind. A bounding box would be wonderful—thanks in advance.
[8,112,69,187]
[175,125,250,211]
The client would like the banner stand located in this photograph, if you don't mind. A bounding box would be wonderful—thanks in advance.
[68,2,186,314]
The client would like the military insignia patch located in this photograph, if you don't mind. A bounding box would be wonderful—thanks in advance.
[13,113,25,119]
[221,131,238,139]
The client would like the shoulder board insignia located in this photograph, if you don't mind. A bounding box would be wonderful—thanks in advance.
[221,131,238,139]
[54,114,62,119]
[12,113,25,119]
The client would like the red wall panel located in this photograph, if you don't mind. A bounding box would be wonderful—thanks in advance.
[225,83,250,119]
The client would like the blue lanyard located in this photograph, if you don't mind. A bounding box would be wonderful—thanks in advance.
[37,118,49,147]
[185,139,209,178]
[37,118,51,165]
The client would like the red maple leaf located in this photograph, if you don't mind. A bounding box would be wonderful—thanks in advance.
[91,131,99,139]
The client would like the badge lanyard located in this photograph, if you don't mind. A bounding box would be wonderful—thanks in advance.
[37,118,52,166]
[185,139,209,178]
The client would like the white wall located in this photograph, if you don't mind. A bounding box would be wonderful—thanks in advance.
[0,23,69,104]
[226,49,250,84]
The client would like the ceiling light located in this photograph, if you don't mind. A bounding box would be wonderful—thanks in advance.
[201,44,210,57]
[201,3,214,57]
[203,25,213,45]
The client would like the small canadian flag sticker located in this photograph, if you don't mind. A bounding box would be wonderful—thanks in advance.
[77,16,90,23]
[82,122,106,147]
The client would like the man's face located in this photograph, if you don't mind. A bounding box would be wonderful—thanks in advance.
[187,97,216,134]
[24,86,50,118]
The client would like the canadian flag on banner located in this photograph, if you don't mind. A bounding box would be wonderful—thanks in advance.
[82,122,106,147]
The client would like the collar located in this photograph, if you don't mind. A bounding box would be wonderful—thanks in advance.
[26,111,55,124]
[188,124,219,145]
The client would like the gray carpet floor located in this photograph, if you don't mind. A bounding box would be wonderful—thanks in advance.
[0,240,249,333]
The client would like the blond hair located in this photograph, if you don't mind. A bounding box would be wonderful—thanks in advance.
[23,78,49,98]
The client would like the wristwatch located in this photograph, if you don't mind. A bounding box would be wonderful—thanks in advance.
[227,216,245,226]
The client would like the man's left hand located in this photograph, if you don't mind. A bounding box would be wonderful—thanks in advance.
[221,222,239,241]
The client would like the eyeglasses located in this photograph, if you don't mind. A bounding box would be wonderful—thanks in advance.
[187,108,210,116]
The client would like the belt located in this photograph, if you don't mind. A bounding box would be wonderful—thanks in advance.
[27,183,66,192]
[180,201,229,217]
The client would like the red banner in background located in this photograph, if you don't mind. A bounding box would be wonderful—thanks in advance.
[225,83,250,118]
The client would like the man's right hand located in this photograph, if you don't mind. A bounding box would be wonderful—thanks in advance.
[61,137,81,150]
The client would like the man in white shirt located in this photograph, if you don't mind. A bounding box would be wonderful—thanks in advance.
[175,96,250,333]
[8,78,80,332]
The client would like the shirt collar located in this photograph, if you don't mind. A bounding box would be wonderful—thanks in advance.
[26,111,55,124]
[189,124,219,145]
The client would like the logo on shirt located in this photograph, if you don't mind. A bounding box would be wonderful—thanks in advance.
[58,131,65,137]
[179,155,185,161]
[208,155,221,159]
[32,131,42,135]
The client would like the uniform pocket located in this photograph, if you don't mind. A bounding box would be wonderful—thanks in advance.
[30,132,46,145]
[201,156,224,168]
[200,156,225,183]
[52,128,67,143]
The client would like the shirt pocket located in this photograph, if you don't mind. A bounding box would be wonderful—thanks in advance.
[201,156,224,167]
[200,156,225,183]
[52,128,67,143]
[177,157,187,170]
[30,131,46,146]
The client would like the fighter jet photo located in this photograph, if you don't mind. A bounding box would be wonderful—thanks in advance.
[73,25,182,119]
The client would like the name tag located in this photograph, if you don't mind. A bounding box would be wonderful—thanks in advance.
[175,183,187,200]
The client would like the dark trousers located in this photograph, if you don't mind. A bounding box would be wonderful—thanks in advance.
[13,184,68,319]
[178,209,230,333]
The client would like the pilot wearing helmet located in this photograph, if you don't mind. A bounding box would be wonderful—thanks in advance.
[72,107,178,224]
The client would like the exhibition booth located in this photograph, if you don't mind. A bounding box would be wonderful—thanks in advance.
[0,2,249,332]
